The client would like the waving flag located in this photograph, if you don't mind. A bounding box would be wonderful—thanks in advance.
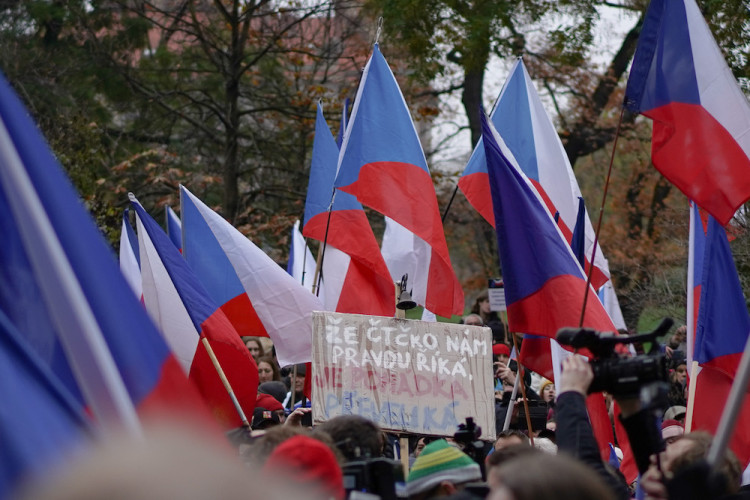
[181,185,322,367]
[0,309,91,498]
[288,219,320,295]
[304,103,394,316]
[625,0,750,225]
[481,113,616,337]
[0,71,208,433]
[334,44,463,318]
[166,205,182,251]
[131,196,259,429]
[460,59,610,289]
[119,209,142,299]
[691,213,750,466]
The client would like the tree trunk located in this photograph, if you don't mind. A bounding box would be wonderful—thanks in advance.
[462,67,485,148]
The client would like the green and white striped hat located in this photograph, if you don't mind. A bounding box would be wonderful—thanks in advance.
[406,439,482,496]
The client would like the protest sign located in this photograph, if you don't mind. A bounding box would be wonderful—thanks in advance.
[311,312,495,440]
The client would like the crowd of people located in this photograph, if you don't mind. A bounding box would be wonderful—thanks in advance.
[15,312,749,500]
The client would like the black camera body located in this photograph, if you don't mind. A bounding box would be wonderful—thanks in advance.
[342,457,403,500]
[557,318,673,397]
[589,352,668,395]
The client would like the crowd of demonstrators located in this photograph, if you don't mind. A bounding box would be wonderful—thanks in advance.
[19,328,750,500]
[470,292,508,345]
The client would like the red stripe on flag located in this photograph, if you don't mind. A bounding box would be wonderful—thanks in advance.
[219,293,268,338]
[507,274,615,338]
[458,172,495,227]
[648,103,750,226]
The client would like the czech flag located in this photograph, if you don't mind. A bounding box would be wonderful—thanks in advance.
[303,103,394,316]
[333,44,463,318]
[131,196,259,429]
[482,112,630,469]
[691,211,750,466]
[481,113,616,337]
[460,58,610,289]
[180,185,322,367]
[625,0,750,226]
[0,70,208,432]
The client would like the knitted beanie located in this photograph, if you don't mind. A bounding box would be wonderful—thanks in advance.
[406,439,482,496]
[263,435,344,500]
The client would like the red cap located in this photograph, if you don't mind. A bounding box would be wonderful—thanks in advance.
[263,435,344,500]
[256,393,284,412]
[493,344,511,357]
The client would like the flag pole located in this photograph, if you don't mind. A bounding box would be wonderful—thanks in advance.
[685,361,700,432]
[578,107,626,327]
[200,337,251,429]
[502,366,521,431]
[706,330,750,469]
[510,332,534,444]
[312,189,336,297]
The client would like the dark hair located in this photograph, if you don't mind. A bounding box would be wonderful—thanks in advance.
[256,355,281,382]
[314,415,384,461]
[495,453,616,500]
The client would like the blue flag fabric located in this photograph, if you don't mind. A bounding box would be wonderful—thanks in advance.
[0,308,90,498]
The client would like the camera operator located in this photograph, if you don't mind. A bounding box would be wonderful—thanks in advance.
[555,356,630,500]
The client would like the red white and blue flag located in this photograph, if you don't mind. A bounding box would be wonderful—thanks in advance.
[482,112,631,470]
[303,103,394,316]
[333,44,463,318]
[180,185,322,367]
[481,113,616,338]
[690,210,750,466]
[460,59,610,289]
[625,0,750,226]
[0,71,209,435]
[131,196,259,429]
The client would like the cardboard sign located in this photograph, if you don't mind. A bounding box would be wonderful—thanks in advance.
[311,312,496,440]
[488,287,506,312]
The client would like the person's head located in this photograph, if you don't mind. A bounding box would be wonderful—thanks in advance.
[662,431,741,495]
[314,415,384,462]
[488,452,616,500]
[258,381,287,404]
[412,436,436,458]
[472,292,491,317]
[462,314,484,327]
[494,430,529,452]
[485,445,540,491]
[670,325,687,347]
[671,359,687,385]
[257,393,286,424]
[406,439,482,499]
[257,356,280,384]
[539,380,555,403]
[661,419,684,445]
[290,363,306,393]
[262,435,345,500]
[664,405,687,423]
[243,337,265,360]
[492,344,510,366]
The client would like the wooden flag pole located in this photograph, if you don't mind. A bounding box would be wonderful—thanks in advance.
[578,107,626,327]
[200,337,250,429]
[510,332,534,445]
[400,435,410,478]
[685,360,700,432]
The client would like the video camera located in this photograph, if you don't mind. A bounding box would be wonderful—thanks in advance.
[556,318,673,397]
[342,456,403,499]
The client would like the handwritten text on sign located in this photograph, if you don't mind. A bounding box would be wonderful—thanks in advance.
[311,312,495,439]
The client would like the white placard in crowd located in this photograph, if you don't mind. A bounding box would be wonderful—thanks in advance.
[311,312,496,440]
[488,286,506,311]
